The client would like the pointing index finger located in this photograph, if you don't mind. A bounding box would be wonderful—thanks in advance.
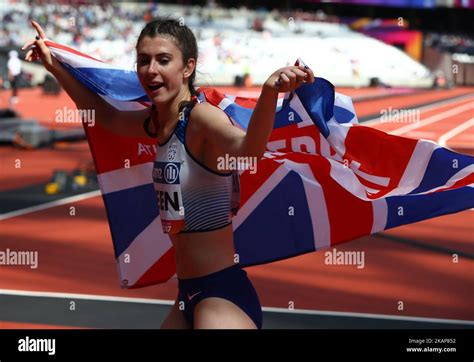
[31,20,46,39]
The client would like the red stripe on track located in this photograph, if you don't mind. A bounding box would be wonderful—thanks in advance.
[0,320,84,329]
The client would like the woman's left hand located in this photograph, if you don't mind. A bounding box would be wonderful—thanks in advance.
[263,65,315,93]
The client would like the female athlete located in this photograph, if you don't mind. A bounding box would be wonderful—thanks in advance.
[23,18,314,329]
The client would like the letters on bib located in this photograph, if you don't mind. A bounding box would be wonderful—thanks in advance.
[153,141,185,234]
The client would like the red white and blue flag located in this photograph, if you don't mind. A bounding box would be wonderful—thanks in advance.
[46,40,474,288]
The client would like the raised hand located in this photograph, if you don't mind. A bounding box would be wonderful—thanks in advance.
[21,20,54,70]
[264,65,315,93]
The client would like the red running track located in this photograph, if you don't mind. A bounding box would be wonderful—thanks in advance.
[0,87,473,327]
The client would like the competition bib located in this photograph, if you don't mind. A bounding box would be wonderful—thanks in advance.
[153,141,185,234]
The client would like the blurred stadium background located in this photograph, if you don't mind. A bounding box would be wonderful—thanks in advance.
[0,0,473,329]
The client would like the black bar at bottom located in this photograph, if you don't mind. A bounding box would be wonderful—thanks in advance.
[0,329,472,361]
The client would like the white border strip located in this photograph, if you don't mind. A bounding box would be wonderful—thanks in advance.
[232,165,290,230]
[418,165,474,195]
[98,162,153,195]
[371,198,388,233]
[274,159,331,249]
[383,140,438,198]
[0,190,101,221]
[50,45,124,71]
[117,215,172,287]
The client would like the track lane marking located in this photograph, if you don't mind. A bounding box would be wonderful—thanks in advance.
[390,102,474,136]
[363,94,474,126]
[438,118,474,147]
[0,190,101,221]
[0,288,472,325]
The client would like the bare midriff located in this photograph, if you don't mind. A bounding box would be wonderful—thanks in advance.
[170,223,237,279]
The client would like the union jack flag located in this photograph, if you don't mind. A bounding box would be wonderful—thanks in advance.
[46,40,474,288]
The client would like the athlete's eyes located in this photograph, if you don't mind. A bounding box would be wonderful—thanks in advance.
[137,58,170,66]
[137,58,149,66]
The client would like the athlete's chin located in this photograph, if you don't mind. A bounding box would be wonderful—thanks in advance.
[150,91,179,106]
[149,93,168,104]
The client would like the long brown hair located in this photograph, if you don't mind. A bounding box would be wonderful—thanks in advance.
[136,17,199,114]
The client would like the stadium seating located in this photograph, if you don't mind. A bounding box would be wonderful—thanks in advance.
[1,2,434,87]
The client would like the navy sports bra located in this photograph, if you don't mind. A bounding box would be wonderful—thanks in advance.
[152,96,240,234]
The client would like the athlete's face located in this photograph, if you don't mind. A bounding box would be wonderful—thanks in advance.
[136,36,195,105]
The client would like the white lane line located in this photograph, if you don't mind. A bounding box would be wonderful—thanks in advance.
[263,306,474,325]
[0,288,174,305]
[0,288,472,325]
[438,118,474,147]
[403,131,438,139]
[363,93,474,127]
[391,102,474,136]
[0,190,101,221]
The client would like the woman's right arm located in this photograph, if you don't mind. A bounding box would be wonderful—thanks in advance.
[23,20,150,138]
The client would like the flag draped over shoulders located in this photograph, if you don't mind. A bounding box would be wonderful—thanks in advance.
[46,40,474,289]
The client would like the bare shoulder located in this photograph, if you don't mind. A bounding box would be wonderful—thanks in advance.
[189,102,232,130]
[187,101,246,158]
